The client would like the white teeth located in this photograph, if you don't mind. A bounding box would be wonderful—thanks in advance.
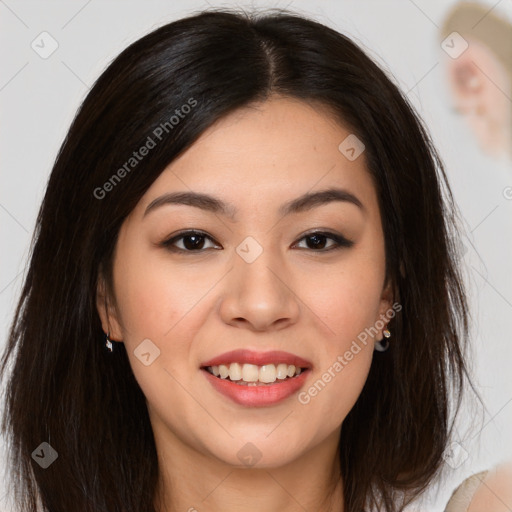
[276,363,288,379]
[242,363,259,382]
[207,363,305,384]
[229,362,242,381]
[259,364,276,383]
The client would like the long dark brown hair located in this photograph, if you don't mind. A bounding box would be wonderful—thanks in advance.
[0,8,471,512]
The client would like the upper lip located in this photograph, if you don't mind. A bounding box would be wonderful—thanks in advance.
[200,349,312,369]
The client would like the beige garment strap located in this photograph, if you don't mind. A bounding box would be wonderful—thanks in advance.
[444,471,489,512]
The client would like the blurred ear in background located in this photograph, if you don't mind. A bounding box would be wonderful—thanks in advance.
[440,1,512,160]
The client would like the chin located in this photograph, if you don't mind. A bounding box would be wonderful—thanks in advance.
[208,433,306,469]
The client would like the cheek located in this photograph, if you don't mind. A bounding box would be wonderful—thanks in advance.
[310,263,385,345]
[297,332,374,441]
[298,284,377,427]
[110,241,225,388]
[322,288,380,339]
[112,245,207,340]
[110,247,208,422]
[294,267,383,421]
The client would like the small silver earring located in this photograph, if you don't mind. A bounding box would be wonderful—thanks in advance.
[374,328,391,352]
[105,332,113,352]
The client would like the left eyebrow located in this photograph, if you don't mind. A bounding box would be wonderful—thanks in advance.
[279,187,365,216]
[143,187,365,220]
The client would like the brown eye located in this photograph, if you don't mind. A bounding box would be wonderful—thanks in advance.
[303,233,331,250]
[294,231,354,251]
[161,231,219,252]
[160,229,354,254]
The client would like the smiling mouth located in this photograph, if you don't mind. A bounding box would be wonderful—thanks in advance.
[202,363,309,386]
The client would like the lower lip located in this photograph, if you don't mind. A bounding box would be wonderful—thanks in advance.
[201,368,311,407]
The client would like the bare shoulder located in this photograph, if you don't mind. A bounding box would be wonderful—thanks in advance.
[467,461,512,512]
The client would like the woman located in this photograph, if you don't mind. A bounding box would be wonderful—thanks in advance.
[0,8,472,512]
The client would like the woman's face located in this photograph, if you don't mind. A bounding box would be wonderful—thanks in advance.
[97,96,392,469]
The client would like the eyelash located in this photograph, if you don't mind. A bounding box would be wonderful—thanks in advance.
[160,230,354,254]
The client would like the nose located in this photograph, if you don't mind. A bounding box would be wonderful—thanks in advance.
[218,247,300,332]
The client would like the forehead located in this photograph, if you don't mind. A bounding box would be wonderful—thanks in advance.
[138,96,379,219]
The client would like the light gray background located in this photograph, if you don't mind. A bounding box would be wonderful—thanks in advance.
[1,1,512,511]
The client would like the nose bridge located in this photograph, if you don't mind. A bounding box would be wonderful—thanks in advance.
[234,234,287,297]
[219,234,300,330]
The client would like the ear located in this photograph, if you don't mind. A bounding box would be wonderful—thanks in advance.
[96,270,123,342]
[446,51,483,111]
[445,40,504,117]
[376,276,395,339]
[444,39,512,157]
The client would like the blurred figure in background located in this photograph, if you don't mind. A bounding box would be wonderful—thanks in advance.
[445,460,512,511]
[440,2,512,511]
[440,1,512,160]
